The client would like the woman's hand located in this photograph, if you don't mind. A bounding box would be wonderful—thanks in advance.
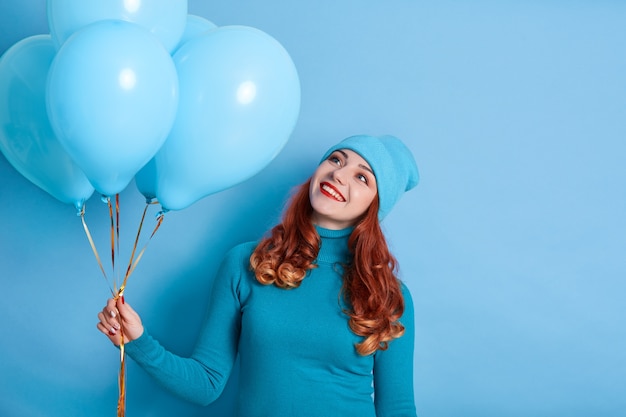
[97,297,144,346]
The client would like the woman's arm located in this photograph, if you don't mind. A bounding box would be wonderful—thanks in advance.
[95,245,247,406]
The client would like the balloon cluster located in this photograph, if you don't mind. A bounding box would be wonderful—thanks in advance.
[0,0,301,212]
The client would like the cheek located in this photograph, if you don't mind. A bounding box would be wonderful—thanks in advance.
[366,192,377,209]
[310,166,327,183]
[308,178,318,204]
[354,188,376,209]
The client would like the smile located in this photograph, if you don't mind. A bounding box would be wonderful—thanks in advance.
[320,182,345,202]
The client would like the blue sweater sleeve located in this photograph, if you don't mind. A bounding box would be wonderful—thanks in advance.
[123,244,246,406]
[373,282,418,417]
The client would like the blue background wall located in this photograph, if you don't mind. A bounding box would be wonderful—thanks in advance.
[1,1,624,416]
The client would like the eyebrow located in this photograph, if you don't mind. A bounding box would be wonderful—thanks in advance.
[336,149,375,176]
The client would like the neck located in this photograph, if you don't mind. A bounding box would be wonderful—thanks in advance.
[314,224,353,264]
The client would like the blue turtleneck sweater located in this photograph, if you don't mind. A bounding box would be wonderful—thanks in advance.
[124,226,417,416]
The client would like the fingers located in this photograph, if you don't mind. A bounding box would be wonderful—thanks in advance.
[96,297,144,345]
[106,298,121,326]
[97,309,120,334]
[96,298,122,343]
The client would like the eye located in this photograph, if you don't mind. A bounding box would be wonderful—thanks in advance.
[357,173,369,184]
[328,154,342,166]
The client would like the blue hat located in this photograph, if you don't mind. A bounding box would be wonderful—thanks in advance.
[320,134,419,220]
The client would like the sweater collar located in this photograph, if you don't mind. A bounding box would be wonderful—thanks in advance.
[314,225,353,264]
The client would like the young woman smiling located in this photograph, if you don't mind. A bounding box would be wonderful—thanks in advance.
[97,134,420,416]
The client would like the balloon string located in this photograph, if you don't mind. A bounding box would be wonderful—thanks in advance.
[79,205,114,295]
[115,194,121,288]
[106,197,117,292]
[110,193,123,416]
[116,310,126,417]
[122,202,150,290]
[113,200,164,417]
[80,196,165,417]
[118,201,164,297]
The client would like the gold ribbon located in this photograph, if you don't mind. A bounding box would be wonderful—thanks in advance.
[80,195,165,416]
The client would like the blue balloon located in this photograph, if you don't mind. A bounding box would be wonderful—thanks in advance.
[136,14,218,201]
[150,26,301,211]
[47,20,179,197]
[134,158,157,202]
[172,14,218,54]
[0,35,94,211]
[47,0,188,53]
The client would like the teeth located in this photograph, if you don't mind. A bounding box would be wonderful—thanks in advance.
[322,184,345,201]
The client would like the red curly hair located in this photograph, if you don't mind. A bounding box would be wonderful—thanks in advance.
[250,179,405,356]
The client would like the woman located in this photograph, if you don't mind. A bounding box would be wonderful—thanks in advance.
[98,134,420,416]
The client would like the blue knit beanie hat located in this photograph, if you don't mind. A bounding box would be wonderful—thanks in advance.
[320,134,419,220]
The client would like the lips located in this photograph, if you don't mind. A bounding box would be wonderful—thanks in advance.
[320,182,345,202]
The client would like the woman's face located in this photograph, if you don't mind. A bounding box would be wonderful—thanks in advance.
[309,149,378,229]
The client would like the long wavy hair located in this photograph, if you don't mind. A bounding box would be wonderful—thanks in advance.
[250,179,405,356]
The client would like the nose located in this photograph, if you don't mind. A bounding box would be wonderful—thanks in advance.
[332,167,346,184]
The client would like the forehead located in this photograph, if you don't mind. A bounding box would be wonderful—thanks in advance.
[334,149,373,170]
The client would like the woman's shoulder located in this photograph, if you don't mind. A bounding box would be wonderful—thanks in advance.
[213,241,259,297]
[398,279,413,297]
[227,240,258,255]
[398,279,415,319]
[220,241,258,269]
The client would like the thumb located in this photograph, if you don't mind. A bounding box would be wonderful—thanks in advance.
[116,296,139,320]
[116,296,133,316]
[115,296,144,341]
